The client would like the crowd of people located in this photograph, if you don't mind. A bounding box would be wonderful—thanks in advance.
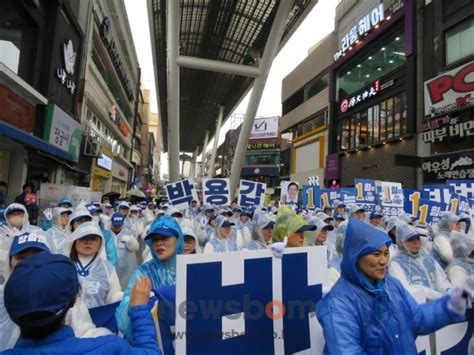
[0,194,472,354]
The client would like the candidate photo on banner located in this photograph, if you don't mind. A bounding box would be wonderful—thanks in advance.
[281,181,299,205]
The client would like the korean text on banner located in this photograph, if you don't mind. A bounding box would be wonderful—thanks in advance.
[376,181,404,216]
[202,178,231,206]
[164,179,198,210]
[238,180,266,207]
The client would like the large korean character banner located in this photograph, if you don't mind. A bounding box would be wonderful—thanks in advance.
[302,185,321,209]
[422,184,453,205]
[416,199,447,226]
[354,178,377,212]
[376,181,404,216]
[165,179,198,210]
[447,179,474,199]
[320,189,341,208]
[202,178,231,206]
[280,181,299,205]
[173,247,327,354]
[403,189,426,216]
[238,180,266,207]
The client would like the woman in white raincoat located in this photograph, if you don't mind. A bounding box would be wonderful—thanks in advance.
[241,213,275,251]
[66,222,123,309]
[203,215,239,253]
[446,231,474,287]
[389,223,453,300]
[45,207,72,255]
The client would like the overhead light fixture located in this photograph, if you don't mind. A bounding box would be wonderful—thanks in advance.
[368,56,372,60]
[347,71,351,75]
[389,59,394,64]
[381,47,386,51]
[366,74,370,78]
[349,46,353,50]
[368,145,372,149]
[357,64,362,68]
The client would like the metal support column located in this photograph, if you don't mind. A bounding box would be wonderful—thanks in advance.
[190,147,198,178]
[166,0,180,182]
[229,0,293,198]
[201,130,209,177]
[208,105,224,178]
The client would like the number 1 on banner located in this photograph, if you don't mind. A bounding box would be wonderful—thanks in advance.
[306,187,314,209]
[409,192,420,216]
[450,198,459,214]
[383,186,391,203]
[321,193,329,208]
[419,205,429,225]
[356,183,363,201]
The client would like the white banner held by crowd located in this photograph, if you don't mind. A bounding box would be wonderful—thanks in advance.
[164,179,198,210]
[238,180,266,207]
[202,178,231,206]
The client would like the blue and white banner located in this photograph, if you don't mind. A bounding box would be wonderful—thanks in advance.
[403,189,426,216]
[447,179,474,199]
[202,178,231,206]
[417,198,448,226]
[238,180,266,207]
[354,179,377,212]
[165,179,198,210]
[376,181,404,216]
[175,248,327,354]
[320,189,341,208]
[435,308,473,355]
[422,184,453,205]
[340,188,356,205]
[302,185,321,209]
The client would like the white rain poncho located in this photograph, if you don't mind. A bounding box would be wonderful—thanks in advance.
[446,231,474,288]
[45,207,72,255]
[203,215,239,253]
[112,227,139,290]
[66,222,123,309]
[432,212,458,269]
[326,221,347,288]
[389,223,453,300]
[241,213,275,250]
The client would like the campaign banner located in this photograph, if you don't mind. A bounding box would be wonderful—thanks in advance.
[320,189,341,208]
[302,185,321,209]
[202,178,231,206]
[403,189,427,216]
[435,308,473,355]
[249,117,279,140]
[354,179,377,212]
[175,247,327,354]
[340,188,356,205]
[458,194,472,215]
[376,181,404,216]
[165,179,198,210]
[417,198,448,226]
[238,180,266,207]
[281,181,300,205]
[447,179,474,199]
[422,184,453,205]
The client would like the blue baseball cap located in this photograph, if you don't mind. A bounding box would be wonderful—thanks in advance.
[58,197,72,207]
[370,210,384,219]
[263,221,275,229]
[145,226,179,240]
[4,252,79,326]
[85,204,97,215]
[9,232,51,257]
[111,212,125,227]
[296,224,317,233]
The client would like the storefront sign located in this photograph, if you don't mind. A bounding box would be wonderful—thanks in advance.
[424,61,474,117]
[112,161,128,182]
[333,3,385,61]
[340,80,380,113]
[247,143,278,150]
[325,153,340,180]
[101,17,134,101]
[249,117,279,139]
[56,40,76,95]
[0,84,35,132]
[421,116,474,143]
[422,150,474,182]
[44,104,82,162]
[109,105,129,137]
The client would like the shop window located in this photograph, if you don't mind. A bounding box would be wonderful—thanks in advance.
[386,97,394,139]
[379,101,387,141]
[336,26,406,100]
[359,111,368,146]
[401,93,407,134]
[304,72,329,101]
[445,17,474,66]
[341,120,350,150]
[393,95,402,136]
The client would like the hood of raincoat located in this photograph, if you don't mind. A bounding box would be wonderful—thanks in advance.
[341,218,392,287]
[65,221,106,259]
[145,215,184,271]
[451,231,474,263]
[395,222,428,254]
[67,204,93,233]
[273,205,312,242]
[213,215,236,239]
[335,221,348,255]
[52,207,72,231]
[4,203,29,231]
[251,213,275,242]
[438,212,458,233]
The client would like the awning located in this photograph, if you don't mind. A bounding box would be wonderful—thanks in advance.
[0,121,75,162]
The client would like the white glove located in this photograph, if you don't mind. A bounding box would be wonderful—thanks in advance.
[43,208,53,221]
[271,236,288,258]
[447,286,474,316]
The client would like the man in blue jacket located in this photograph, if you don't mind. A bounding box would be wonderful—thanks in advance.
[2,252,161,354]
[316,218,471,354]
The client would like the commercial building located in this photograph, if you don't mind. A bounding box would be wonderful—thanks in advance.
[329,0,417,187]
[280,33,335,187]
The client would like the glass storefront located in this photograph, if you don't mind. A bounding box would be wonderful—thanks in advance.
[244,151,280,165]
[336,24,406,100]
[445,17,474,66]
[337,92,407,151]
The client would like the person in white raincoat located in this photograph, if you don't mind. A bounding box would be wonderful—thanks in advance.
[446,231,474,288]
[66,222,123,309]
[203,215,239,253]
[432,212,458,269]
[45,207,72,255]
[389,223,453,300]
[327,221,347,288]
[241,213,275,251]
[109,212,139,290]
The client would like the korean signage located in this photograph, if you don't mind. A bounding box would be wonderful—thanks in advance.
[354,178,377,212]
[333,3,386,61]
[325,153,341,180]
[447,179,474,199]
[340,80,380,113]
[238,180,266,207]
[376,181,404,216]
[165,179,198,210]
[416,198,447,226]
[101,17,135,101]
[202,178,231,206]
[56,40,76,95]
[247,142,278,150]
[302,185,321,209]
[421,116,474,143]
[424,61,474,117]
[249,117,279,140]
[44,104,82,162]
[422,150,474,182]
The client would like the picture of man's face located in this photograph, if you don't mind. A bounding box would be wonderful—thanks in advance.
[287,183,298,201]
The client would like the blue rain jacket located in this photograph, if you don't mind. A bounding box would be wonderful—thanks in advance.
[316,219,465,355]
[100,224,118,267]
[2,304,160,354]
[116,216,183,341]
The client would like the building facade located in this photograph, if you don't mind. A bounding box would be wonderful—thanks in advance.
[280,33,335,187]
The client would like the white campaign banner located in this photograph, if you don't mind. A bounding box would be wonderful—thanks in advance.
[249,117,279,140]
[202,178,231,206]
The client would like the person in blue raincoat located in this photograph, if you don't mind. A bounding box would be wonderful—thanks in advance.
[116,215,184,341]
[316,218,471,354]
